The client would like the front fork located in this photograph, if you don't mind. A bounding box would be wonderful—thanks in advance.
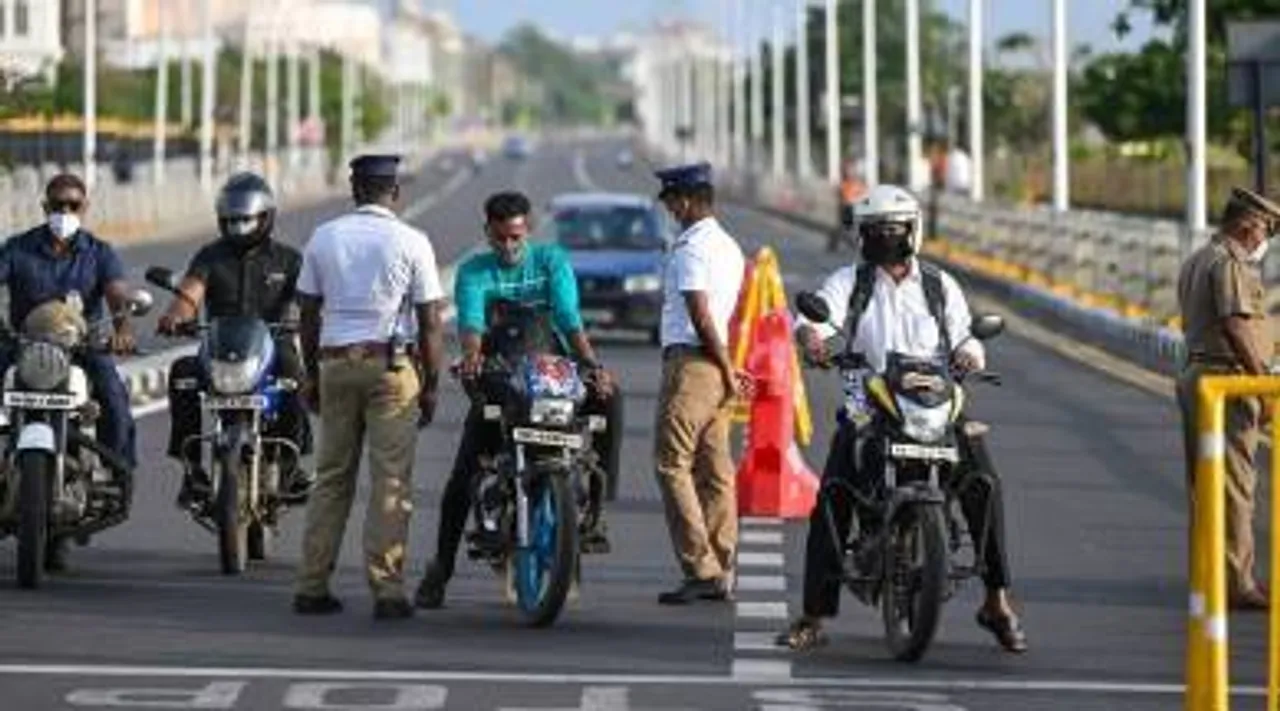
[214,411,262,516]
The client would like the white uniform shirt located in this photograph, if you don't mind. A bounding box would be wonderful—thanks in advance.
[297,205,445,347]
[659,216,745,349]
[796,258,984,374]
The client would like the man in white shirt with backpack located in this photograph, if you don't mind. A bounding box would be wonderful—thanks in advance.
[777,184,1027,654]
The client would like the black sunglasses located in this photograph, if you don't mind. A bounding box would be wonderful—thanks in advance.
[46,199,84,213]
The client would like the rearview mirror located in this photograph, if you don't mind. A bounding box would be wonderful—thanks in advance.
[144,266,179,292]
[128,288,154,317]
[795,291,831,324]
[970,313,1005,341]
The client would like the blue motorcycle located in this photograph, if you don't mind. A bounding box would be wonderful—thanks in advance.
[147,267,304,575]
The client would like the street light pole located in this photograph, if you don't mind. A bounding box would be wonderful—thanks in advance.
[750,1,764,170]
[1188,0,1206,231]
[796,0,811,179]
[733,0,747,169]
[863,0,878,186]
[199,0,216,191]
[1051,0,1069,211]
[968,0,983,201]
[770,1,784,177]
[154,1,169,187]
[287,28,301,175]
[84,0,97,189]
[266,3,281,185]
[823,0,839,183]
[238,17,253,162]
[905,0,923,190]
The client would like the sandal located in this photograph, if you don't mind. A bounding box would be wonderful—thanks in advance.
[976,609,1028,653]
[775,618,828,651]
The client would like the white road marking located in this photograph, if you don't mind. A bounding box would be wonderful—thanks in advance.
[735,574,786,592]
[741,517,784,527]
[403,168,471,222]
[740,530,784,546]
[736,602,789,619]
[737,551,785,567]
[733,632,783,651]
[572,150,599,192]
[730,659,792,681]
[0,664,1267,696]
[498,686,660,711]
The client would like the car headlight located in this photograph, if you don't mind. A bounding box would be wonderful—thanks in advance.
[624,274,661,293]
[210,355,262,395]
[529,398,575,426]
[17,341,70,391]
[899,400,952,443]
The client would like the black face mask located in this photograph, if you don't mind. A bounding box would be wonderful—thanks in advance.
[860,232,913,265]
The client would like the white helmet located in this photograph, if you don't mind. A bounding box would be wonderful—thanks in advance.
[853,184,923,253]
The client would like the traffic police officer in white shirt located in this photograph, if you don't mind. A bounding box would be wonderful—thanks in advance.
[651,161,750,605]
[292,154,446,621]
[777,184,1028,653]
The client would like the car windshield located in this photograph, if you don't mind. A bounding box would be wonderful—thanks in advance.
[546,205,663,251]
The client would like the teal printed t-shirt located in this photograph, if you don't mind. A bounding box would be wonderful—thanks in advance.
[454,243,584,345]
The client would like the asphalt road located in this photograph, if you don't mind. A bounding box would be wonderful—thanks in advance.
[0,137,1263,710]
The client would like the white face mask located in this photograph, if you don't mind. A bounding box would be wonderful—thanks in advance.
[48,212,80,241]
[1247,240,1270,264]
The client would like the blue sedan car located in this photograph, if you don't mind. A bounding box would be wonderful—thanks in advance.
[537,192,672,345]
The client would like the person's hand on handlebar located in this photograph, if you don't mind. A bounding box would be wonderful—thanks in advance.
[110,323,137,355]
[157,312,191,337]
[458,350,484,380]
[797,324,830,366]
[951,349,982,375]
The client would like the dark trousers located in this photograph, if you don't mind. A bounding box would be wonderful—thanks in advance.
[430,387,623,582]
[0,349,136,469]
[165,338,311,461]
[801,420,1012,619]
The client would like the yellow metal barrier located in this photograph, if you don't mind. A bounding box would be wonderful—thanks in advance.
[1186,376,1280,710]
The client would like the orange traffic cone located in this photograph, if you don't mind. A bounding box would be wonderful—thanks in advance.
[736,309,819,519]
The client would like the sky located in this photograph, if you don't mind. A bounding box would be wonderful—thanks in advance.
[418,0,1167,53]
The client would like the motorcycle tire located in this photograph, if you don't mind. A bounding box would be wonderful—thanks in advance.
[881,504,948,663]
[15,451,52,589]
[215,452,248,575]
[513,472,578,628]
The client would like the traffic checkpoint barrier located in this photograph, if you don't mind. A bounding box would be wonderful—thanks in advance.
[728,246,820,519]
[1185,376,1280,711]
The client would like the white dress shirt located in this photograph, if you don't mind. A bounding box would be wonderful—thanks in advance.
[796,258,984,374]
[297,205,445,347]
[659,216,746,349]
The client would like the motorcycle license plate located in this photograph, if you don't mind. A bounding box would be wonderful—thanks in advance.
[3,391,77,409]
[204,394,266,410]
[889,443,960,462]
[512,427,584,449]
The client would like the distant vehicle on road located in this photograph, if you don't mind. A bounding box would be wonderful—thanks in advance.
[502,136,531,160]
[537,192,671,345]
[615,149,634,169]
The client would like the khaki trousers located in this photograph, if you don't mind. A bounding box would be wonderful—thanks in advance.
[654,352,737,581]
[1176,364,1262,597]
[295,353,420,601]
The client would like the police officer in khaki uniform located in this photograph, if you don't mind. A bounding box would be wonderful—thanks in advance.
[291,155,445,619]
[1176,186,1280,611]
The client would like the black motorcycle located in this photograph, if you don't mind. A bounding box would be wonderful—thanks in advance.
[795,291,1005,662]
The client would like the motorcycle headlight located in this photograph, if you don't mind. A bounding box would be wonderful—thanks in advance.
[529,398,575,426]
[210,355,262,395]
[623,274,662,293]
[899,400,952,443]
[17,341,70,391]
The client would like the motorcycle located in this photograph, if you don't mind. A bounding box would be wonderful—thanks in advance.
[795,291,1005,662]
[0,290,153,588]
[146,266,307,575]
[457,299,609,627]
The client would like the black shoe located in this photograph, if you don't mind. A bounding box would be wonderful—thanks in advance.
[176,468,211,514]
[700,574,733,601]
[279,470,313,505]
[373,597,414,620]
[658,578,720,605]
[580,517,611,555]
[413,562,448,609]
[292,594,343,615]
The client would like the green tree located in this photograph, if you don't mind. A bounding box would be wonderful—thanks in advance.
[499,24,617,125]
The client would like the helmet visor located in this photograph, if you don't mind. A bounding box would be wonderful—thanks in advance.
[858,218,914,242]
[217,188,273,220]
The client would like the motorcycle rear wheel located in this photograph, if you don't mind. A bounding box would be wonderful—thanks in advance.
[881,504,948,662]
[15,451,52,589]
[513,473,578,627]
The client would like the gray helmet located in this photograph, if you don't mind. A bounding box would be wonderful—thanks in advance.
[216,172,276,245]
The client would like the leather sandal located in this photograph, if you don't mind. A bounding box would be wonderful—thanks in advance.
[775,618,828,651]
[976,609,1028,653]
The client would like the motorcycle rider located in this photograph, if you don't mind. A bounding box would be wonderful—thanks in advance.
[155,172,312,513]
[413,189,621,610]
[777,184,1028,653]
[0,173,138,569]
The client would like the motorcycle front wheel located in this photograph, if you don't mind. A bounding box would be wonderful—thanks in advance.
[215,452,248,575]
[881,504,948,662]
[513,472,578,627]
[15,451,52,589]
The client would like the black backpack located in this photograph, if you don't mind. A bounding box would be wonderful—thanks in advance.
[844,262,950,354]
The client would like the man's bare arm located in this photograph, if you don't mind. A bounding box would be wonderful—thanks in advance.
[414,300,444,392]
[299,294,323,380]
[682,291,732,373]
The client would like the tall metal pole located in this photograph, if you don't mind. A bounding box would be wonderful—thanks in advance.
[309,48,321,167]
[1187,0,1207,231]
[154,1,170,187]
[341,53,354,166]
[84,0,97,189]
[796,0,811,179]
[1051,0,1069,211]
[181,0,193,128]
[287,29,301,173]
[968,0,984,201]
[733,0,747,169]
[750,2,765,170]
[238,18,253,160]
[863,0,879,185]
[823,0,839,183]
[266,4,281,184]
[906,0,923,190]
[770,1,785,177]
[199,0,216,191]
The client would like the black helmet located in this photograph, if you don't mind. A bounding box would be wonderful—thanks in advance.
[216,172,277,246]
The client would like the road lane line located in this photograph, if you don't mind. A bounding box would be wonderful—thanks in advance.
[740,530,784,545]
[573,150,600,192]
[736,602,789,619]
[730,659,792,681]
[737,551,784,567]
[733,632,782,651]
[736,574,786,592]
[741,517,784,527]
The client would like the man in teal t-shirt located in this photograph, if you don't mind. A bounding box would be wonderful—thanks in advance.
[414,190,622,610]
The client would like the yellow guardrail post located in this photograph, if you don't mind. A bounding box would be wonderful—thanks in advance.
[1186,375,1280,711]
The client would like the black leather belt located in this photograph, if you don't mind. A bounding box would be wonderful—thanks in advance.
[662,343,706,361]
